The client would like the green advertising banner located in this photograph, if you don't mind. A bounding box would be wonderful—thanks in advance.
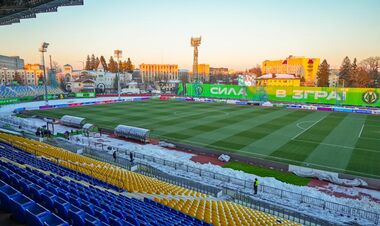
[74,92,96,98]
[0,98,20,105]
[181,83,380,107]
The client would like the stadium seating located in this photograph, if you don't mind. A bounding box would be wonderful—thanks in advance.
[0,85,63,98]
[0,148,209,225]
[0,132,206,197]
[0,132,298,225]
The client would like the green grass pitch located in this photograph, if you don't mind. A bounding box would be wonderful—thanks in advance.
[29,99,380,179]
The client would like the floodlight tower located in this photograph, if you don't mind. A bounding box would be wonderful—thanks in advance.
[114,49,123,100]
[191,37,202,96]
[39,42,49,105]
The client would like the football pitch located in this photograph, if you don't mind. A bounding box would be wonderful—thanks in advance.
[29,100,380,179]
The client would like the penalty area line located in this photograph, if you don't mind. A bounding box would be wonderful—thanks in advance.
[291,115,327,140]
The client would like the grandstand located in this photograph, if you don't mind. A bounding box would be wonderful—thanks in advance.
[0,85,63,98]
[0,0,84,26]
[0,132,298,225]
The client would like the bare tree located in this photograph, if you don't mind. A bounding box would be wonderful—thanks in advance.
[360,56,380,87]
[51,61,62,72]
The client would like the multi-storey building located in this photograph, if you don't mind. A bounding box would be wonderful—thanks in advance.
[256,74,300,87]
[0,64,42,85]
[188,64,210,82]
[262,56,320,86]
[0,55,24,69]
[139,64,178,83]
[58,63,131,93]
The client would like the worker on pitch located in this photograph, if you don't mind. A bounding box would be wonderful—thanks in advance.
[254,178,259,195]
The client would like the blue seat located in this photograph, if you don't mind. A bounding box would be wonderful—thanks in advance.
[125,214,139,225]
[9,193,35,223]
[25,202,50,224]
[41,191,57,210]
[58,189,70,200]
[47,183,59,194]
[68,205,86,226]
[81,200,95,215]
[26,208,69,226]
[18,178,30,193]
[0,169,11,182]
[84,215,105,226]
[9,173,21,187]
[0,184,19,211]
[109,216,129,226]
[54,197,71,220]
[29,183,45,202]
[69,194,81,207]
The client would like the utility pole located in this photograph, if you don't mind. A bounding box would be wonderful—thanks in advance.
[39,42,49,105]
[191,36,201,97]
[114,50,123,100]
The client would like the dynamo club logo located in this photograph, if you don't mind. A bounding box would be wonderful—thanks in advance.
[195,85,203,96]
[362,90,379,104]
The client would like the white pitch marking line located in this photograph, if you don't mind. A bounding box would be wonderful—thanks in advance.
[296,121,316,130]
[291,115,327,140]
[358,124,365,138]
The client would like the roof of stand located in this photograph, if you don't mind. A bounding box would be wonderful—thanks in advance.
[0,0,84,26]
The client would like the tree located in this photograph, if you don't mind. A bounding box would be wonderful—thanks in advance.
[113,74,119,91]
[118,61,123,73]
[90,54,96,70]
[316,59,330,87]
[99,56,108,71]
[360,56,380,87]
[339,56,351,85]
[14,71,23,85]
[85,55,91,70]
[108,56,117,73]
[347,58,358,87]
[59,76,66,91]
[125,58,134,72]
[354,67,371,87]
[248,64,262,77]
[51,61,62,72]
[95,57,100,70]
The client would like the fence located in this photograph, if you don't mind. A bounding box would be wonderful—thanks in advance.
[76,138,380,225]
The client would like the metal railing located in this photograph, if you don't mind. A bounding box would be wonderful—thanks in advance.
[231,190,336,226]
[76,138,380,225]
[137,163,222,197]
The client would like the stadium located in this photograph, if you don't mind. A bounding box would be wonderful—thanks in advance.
[1,1,380,226]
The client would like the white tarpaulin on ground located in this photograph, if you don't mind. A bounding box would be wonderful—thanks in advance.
[289,165,368,187]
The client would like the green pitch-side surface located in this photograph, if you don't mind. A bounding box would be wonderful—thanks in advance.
[30,100,380,179]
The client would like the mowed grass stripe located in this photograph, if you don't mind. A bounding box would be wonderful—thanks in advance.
[303,114,366,170]
[181,108,292,145]
[152,106,263,136]
[160,107,279,140]
[239,111,331,156]
[345,115,380,177]
[208,110,313,151]
[269,113,346,163]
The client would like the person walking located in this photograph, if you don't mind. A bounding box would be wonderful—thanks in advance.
[113,151,117,162]
[129,152,134,163]
[254,178,259,195]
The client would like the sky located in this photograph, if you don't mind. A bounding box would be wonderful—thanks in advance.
[0,0,379,70]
